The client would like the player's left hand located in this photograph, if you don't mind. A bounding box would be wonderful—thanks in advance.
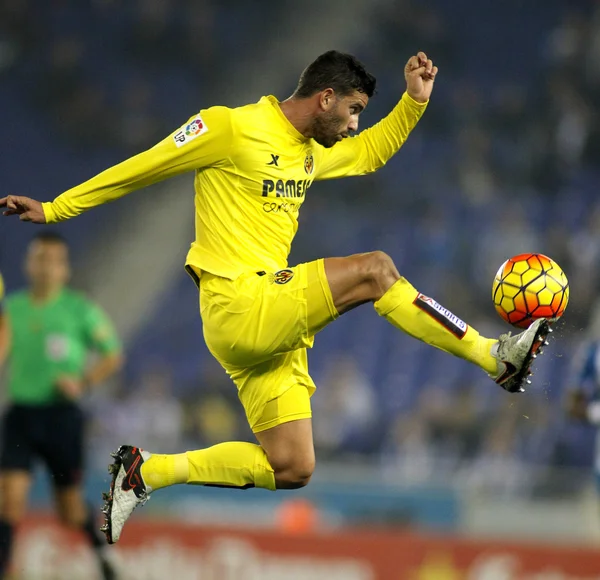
[56,375,85,400]
[0,195,46,223]
[405,52,438,103]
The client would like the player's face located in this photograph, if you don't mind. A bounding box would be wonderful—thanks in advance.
[25,240,70,292]
[312,90,368,148]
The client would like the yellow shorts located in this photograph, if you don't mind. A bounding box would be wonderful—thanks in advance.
[191,260,338,433]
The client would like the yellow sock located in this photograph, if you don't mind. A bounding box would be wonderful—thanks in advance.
[374,277,498,375]
[140,453,187,490]
[140,442,276,492]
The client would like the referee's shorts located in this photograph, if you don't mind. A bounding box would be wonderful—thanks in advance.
[0,402,85,487]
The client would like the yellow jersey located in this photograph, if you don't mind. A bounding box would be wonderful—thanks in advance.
[42,92,427,279]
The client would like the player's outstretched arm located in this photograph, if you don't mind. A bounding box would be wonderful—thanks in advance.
[316,52,438,181]
[1,106,233,224]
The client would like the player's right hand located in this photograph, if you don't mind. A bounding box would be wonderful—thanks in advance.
[0,195,46,223]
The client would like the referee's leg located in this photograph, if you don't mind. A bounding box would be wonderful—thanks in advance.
[0,472,32,577]
[44,404,116,580]
[0,405,34,579]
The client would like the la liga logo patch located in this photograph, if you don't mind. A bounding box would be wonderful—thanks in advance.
[173,114,208,148]
[185,118,204,136]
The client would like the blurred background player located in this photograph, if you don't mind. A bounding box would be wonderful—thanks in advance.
[566,341,600,504]
[0,232,123,579]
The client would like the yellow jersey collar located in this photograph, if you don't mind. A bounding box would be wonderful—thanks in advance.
[263,95,308,143]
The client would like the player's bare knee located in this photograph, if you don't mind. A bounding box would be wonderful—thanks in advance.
[270,455,315,490]
[280,474,312,489]
[360,251,400,298]
[275,465,314,489]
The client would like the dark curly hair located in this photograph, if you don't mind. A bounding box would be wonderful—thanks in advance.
[294,50,376,98]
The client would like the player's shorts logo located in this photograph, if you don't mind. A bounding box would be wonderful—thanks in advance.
[270,269,295,284]
[304,153,314,175]
[185,119,204,136]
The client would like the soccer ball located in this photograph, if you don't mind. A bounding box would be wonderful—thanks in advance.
[492,253,569,329]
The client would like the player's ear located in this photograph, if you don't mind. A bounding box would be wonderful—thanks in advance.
[319,88,336,111]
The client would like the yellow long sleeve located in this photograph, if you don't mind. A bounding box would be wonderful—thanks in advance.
[39,92,428,280]
[42,106,234,223]
[314,92,427,180]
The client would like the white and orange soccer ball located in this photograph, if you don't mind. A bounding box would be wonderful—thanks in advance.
[492,253,569,329]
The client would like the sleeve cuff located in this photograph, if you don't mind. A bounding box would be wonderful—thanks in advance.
[41,202,57,224]
[401,91,429,109]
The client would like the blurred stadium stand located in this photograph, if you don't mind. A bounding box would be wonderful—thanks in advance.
[2,1,600,575]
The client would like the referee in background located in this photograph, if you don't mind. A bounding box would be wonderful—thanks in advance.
[0,233,123,579]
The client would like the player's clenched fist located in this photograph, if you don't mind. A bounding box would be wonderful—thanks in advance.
[0,195,46,223]
[404,51,438,103]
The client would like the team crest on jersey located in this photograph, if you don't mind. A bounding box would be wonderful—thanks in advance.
[173,114,208,148]
[269,269,295,285]
[304,153,314,175]
[414,293,468,339]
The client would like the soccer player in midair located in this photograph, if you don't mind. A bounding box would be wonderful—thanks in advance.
[0,234,122,578]
[1,51,550,544]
